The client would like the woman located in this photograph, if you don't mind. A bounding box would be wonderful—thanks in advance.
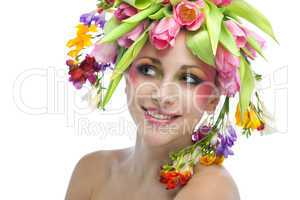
[65,30,240,200]
[64,0,277,199]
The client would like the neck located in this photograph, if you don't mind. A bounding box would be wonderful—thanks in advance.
[120,126,194,190]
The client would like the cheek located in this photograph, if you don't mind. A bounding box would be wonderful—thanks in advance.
[194,82,214,110]
[128,66,138,86]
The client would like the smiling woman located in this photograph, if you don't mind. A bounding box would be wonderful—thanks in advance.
[65,0,277,199]
[123,31,219,148]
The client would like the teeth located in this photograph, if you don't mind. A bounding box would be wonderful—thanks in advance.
[146,111,173,120]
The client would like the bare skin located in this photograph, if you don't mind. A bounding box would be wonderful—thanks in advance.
[65,148,239,200]
[65,30,240,200]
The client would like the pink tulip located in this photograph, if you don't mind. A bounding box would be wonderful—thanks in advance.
[242,27,267,59]
[118,21,149,48]
[114,2,138,21]
[173,0,205,31]
[225,20,247,48]
[217,68,240,97]
[216,44,240,74]
[149,17,181,50]
[89,42,118,64]
[212,0,232,7]
[215,44,240,97]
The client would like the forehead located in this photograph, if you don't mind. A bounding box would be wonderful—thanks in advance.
[136,30,216,75]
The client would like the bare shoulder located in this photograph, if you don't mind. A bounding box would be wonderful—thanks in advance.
[65,148,131,200]
[174,164,240,200]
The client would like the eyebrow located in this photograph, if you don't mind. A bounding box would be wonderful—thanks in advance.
[137,56,201,69]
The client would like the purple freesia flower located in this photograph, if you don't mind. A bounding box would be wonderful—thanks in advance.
[80,12,95,25]
[216,125,237,158]
[80,11,106,28]
[93,14,106,29]
[95,63,114,72]
[192,125,211,142]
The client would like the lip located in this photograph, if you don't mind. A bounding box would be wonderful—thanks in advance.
[141,106,182,126]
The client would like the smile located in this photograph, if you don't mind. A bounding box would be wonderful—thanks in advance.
[141,106,182,126]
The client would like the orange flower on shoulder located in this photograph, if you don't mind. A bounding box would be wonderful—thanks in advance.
[214,155,225,165]
[199,154,216,166]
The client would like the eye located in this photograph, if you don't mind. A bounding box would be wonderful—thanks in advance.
[137,64,157,77]
[181,73,203,85]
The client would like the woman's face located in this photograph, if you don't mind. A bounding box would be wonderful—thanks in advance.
[124,30,219,146]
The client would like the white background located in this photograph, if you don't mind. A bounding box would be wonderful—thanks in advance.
[0,0,299,199]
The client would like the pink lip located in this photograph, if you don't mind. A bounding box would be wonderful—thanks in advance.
[144,107,181,117]
[142,106,182,127]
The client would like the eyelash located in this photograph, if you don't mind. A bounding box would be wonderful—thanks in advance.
[137,64,157,77]
[136,64,203,85]
[180,73,203,85]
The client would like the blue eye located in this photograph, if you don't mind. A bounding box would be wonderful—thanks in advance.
[181,73,203,85]
[137,64,156,77]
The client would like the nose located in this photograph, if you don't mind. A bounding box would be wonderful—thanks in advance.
[151,81,179,108]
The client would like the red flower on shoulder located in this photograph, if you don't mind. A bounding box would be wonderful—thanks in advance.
[159,170,192,190]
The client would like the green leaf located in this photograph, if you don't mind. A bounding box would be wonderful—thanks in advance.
[97,0,115,10]
[123,4,161,23]
[100,30,149,109]
[239,56,255,116]
[186,27,215,66]
[113,0,122,8]
[170,0,181,6]
[99,21,139,44]
[226,0,278,43]
[223,10,241,23]
[219,21,240,57]
[247,35,267,61]
[122,0,154,9]
[99,74,123,109]
[110,29,149,80]
[99,46,125,110]
[203,0,224,55]
[104,16,120,35]
[148,6,166,20]
[163,5,173,17]
[241,47,254,59]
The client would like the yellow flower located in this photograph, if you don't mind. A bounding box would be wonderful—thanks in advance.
[76,24,97,34]
[235,103,264,131]
[67,48,81,58]
[66,24,98,58]
[199,154,216,166]
[249,109,262,129]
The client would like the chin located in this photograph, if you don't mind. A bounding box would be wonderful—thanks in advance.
[136,107,184,147]
[140,125,181,147]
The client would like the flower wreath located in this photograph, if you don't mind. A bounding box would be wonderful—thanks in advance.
[66,0,278,190]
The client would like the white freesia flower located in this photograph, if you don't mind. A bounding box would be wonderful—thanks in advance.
[210,133,219,145]
[191,146,202,164]
[260,102,278,135]
[81,86,101,110]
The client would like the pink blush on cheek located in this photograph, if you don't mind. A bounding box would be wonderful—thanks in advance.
[128,66,138,85]
[194,83,214,110]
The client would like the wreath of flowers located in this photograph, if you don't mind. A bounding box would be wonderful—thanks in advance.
[66,0,278,190]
